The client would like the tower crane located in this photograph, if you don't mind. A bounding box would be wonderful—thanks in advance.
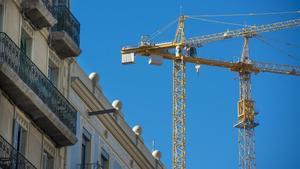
[121,16,300,169]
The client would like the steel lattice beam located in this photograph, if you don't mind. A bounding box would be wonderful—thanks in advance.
[235,37,258,169]
[185,19,300,47]
[172,59,186,169]
[238,127,257,169]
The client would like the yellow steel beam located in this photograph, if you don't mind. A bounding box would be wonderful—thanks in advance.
[121,42,178,54]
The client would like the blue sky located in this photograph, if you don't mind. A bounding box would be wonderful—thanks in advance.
[72,1,300,168]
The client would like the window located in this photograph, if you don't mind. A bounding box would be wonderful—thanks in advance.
[20,29,32,58]
[81,135,87,167]
[12,120,27,155]
[42,151,54,169]
[80,128,91,168]
[0,4,4,31]
[113,161,122,169]
[48,60,59,87]
[101,149,109,169]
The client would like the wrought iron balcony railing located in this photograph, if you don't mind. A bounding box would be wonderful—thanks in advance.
[77,163,103,169]
[0,32,77,134]
[0,135,37,169]
[51,5,80,46]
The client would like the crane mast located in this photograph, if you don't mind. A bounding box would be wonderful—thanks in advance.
[173,16,186,169]
[235,37,258,169]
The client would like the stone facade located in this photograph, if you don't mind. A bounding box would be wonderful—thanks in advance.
[0,0,164,169]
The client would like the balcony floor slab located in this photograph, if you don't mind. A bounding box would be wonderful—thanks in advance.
[51,31,81,58]
[0,63,77,146]
[22,0,57,29]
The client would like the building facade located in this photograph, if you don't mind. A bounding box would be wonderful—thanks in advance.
[0,0,164,169]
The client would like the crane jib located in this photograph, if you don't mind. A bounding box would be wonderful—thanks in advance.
[185,19,300,48]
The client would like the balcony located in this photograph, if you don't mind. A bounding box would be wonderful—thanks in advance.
[50,5,81,59]
[0,135,37,169]
[77,163,102,169]
[0,32,77,146]
[21,0,57,29]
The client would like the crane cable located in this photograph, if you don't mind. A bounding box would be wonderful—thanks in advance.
[285,42,300,48]
[186,16,246,27]
[149,18,178,41]
[255,35,300,62]
[185,10,300,27]
[187,10,300,18]
[256,35,300,49]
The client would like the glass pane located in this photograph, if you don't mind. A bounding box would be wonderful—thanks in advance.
[0,5,3,31]
[43,151,54,169]
[48,61,59,87]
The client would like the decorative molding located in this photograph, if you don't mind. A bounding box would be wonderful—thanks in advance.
[44,137,56,156]
[22,19,34,37]
[49,50,61,68]
[15,108,29,130]
[103,129,108,139]
[80,116,95,136]
[40,28,49,40]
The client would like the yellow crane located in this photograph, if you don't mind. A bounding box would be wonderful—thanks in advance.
[121,16,300,169]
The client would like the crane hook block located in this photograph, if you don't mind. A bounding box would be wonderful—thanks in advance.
[149,55,163,66]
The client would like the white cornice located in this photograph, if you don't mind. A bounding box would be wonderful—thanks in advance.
[71,77,164,169]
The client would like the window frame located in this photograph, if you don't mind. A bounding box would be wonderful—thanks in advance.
[42,150,54,169]
[80,128,92,167]
[12,120,28,155]
[20,29,33,58]
[48,60,60,87]
[100,148,110,169]
[0,3,4,32]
